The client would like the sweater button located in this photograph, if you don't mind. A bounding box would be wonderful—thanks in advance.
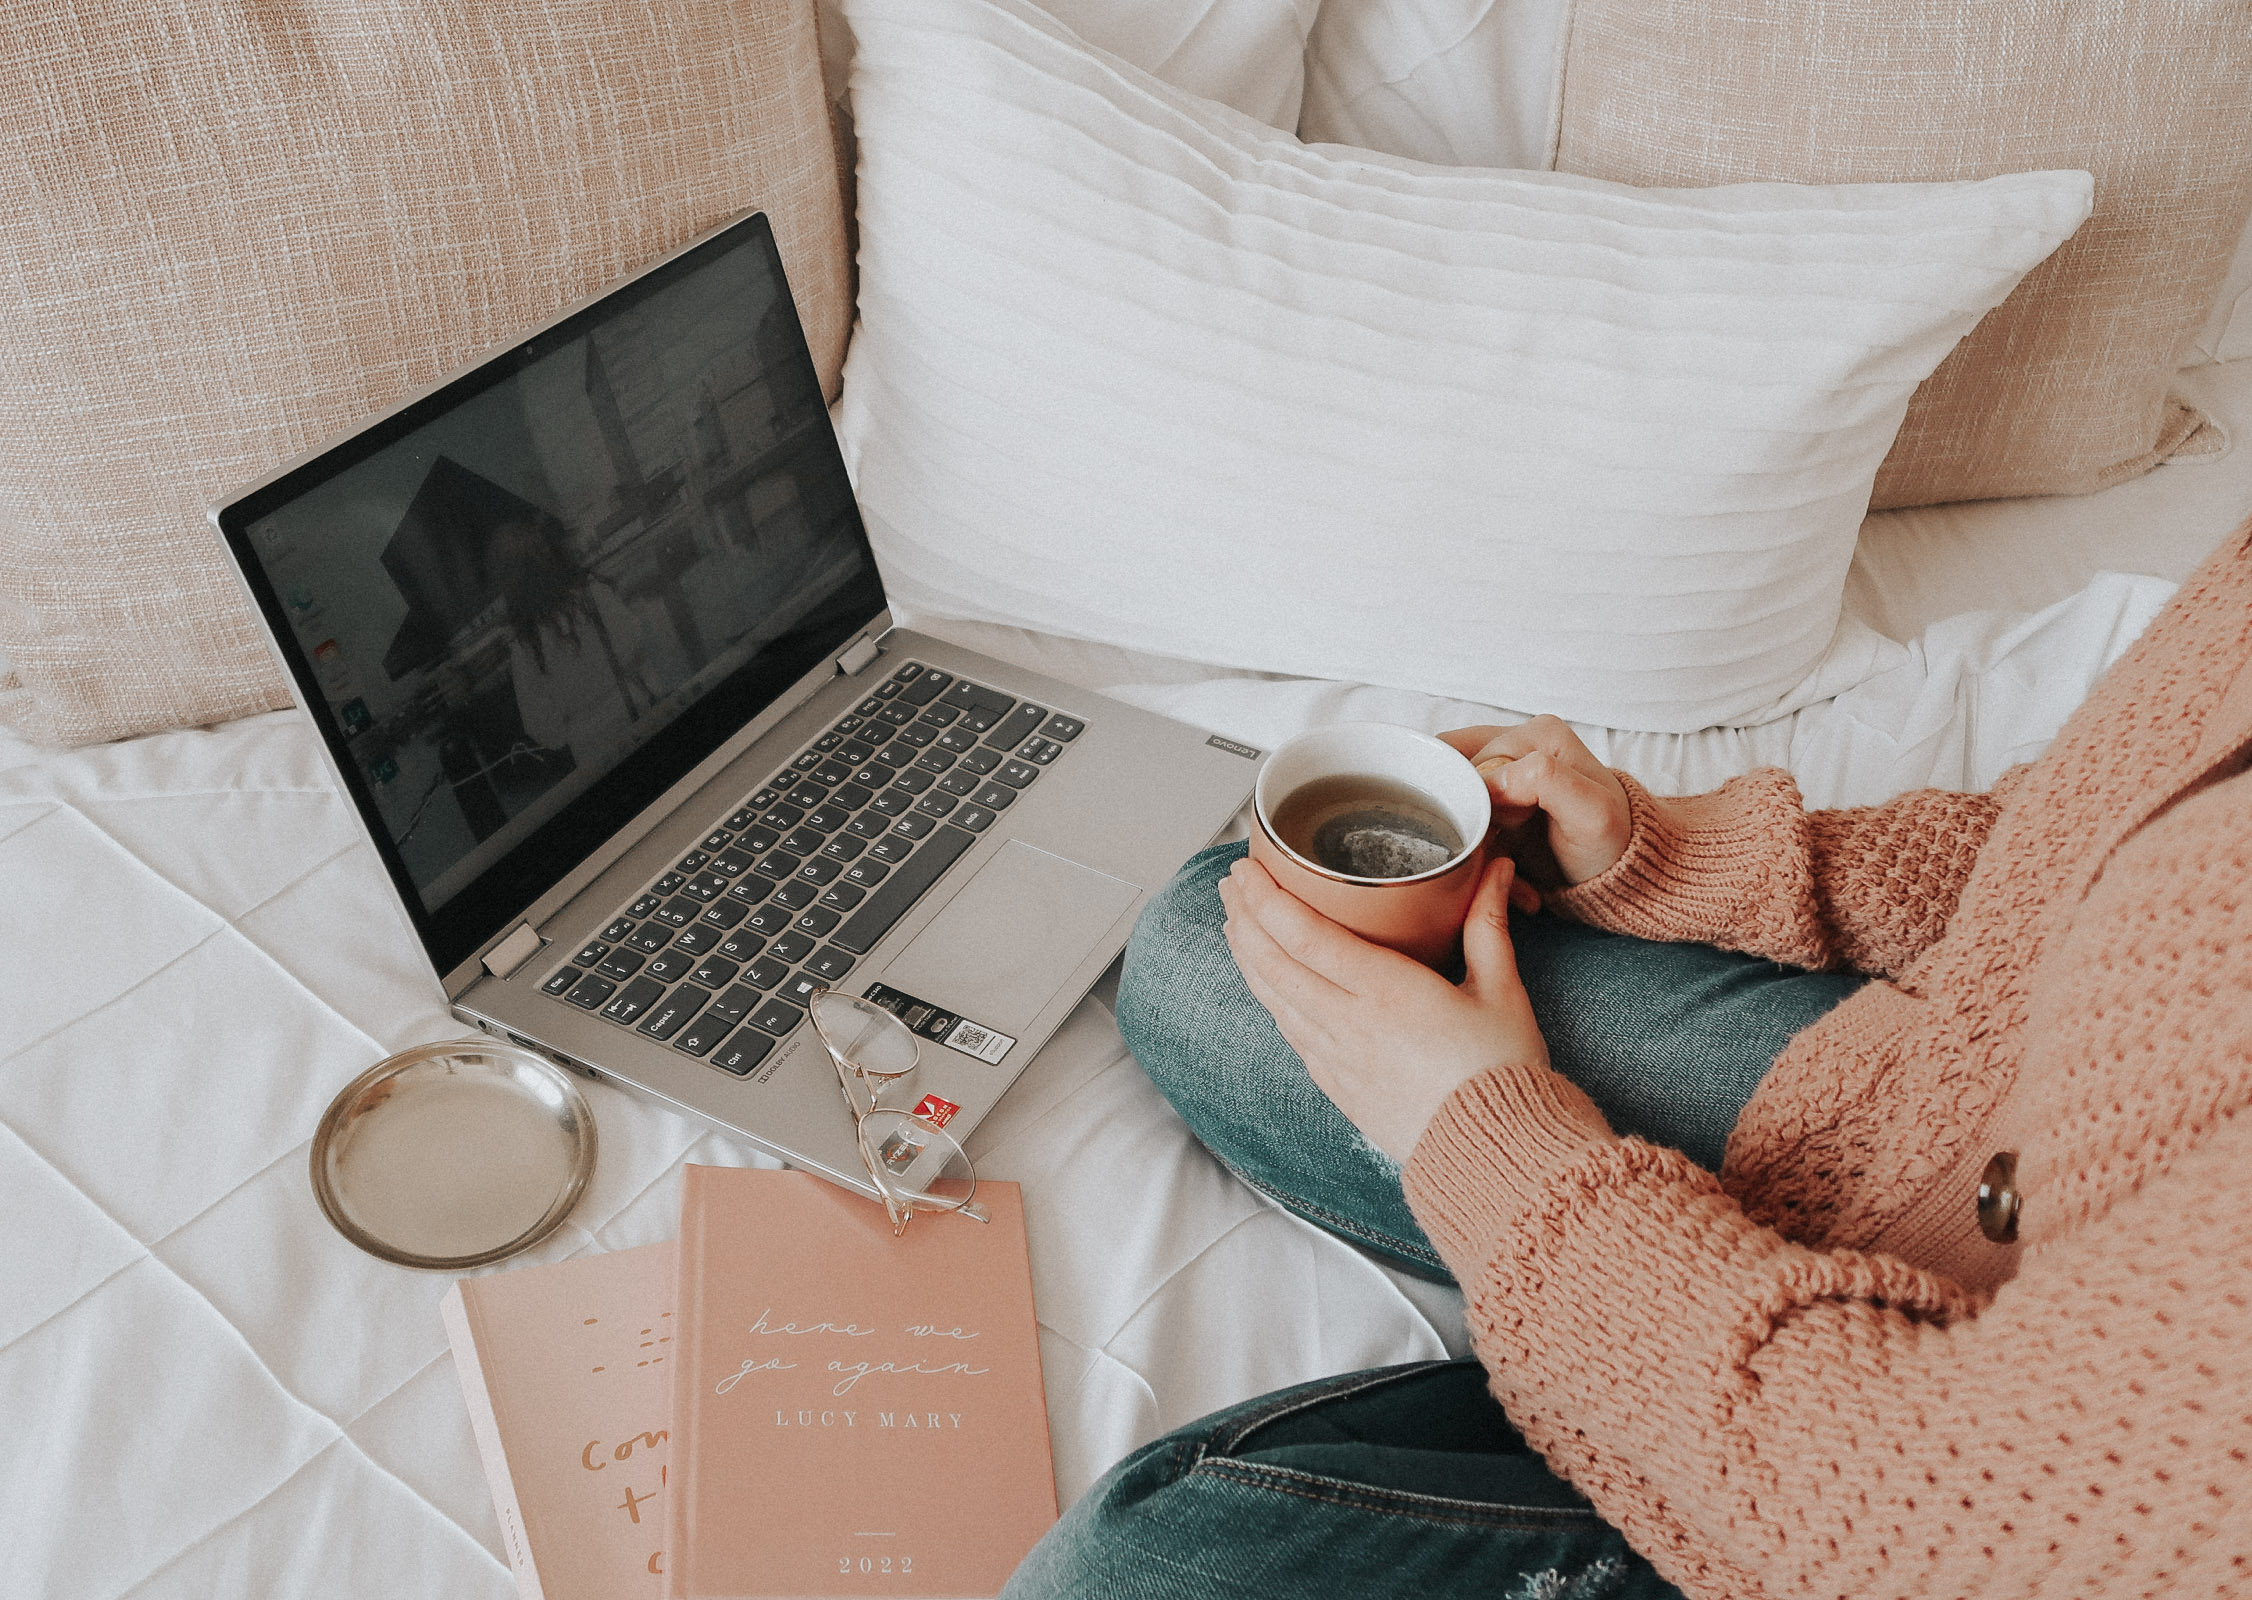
[1977,1151,2020,1243]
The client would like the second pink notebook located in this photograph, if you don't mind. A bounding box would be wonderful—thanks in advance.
[666,1167,1056,1599]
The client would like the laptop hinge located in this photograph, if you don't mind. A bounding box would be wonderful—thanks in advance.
[835,632,884,676]
[482,923,543,979]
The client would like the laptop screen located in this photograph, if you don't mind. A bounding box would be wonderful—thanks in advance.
[218,213,886,976]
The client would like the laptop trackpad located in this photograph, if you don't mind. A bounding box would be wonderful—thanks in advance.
[877,841,1140,1034]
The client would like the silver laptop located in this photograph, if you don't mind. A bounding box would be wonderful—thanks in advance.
[211,211,1255,1199]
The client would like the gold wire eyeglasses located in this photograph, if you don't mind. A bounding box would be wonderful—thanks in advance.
[807,988,988,1236]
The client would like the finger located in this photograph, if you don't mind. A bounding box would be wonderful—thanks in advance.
[1220,881,1339,1045]
[1509,876,1542,913]
[1227,857,1416,997]
[1438,725,1511,761]
[1484,751,1622,846]
[1470,715,1600,780]
[1459,857,1529,1002]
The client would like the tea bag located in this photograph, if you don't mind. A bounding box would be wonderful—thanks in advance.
[1312,810,1456,879]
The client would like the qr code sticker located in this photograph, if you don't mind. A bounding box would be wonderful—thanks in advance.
[943,1018,1015,1064]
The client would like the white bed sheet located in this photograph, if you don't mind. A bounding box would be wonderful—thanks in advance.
[4,357,2246,1598]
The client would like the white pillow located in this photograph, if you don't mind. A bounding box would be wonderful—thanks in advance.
[837,0,2091,732]
[1298,0,1567,170]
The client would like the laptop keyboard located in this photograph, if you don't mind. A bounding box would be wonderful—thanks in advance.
[536,661,1086,1078]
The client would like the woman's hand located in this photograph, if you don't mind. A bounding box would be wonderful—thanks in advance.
[1440,717,1632,899]
[1219,853,1550,1165]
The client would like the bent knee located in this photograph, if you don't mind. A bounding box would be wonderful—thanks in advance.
[1118,843,1255,1059]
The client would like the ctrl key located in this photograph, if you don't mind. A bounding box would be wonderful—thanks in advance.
[708,1028,776,1077]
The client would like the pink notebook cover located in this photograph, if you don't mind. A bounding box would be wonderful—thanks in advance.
[442,1241,677,1600]
[665,1167,1057,1600]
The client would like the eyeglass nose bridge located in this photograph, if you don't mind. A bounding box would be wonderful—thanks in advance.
[807,987,988,1231]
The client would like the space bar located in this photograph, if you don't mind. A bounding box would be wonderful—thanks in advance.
[832,826,978,955]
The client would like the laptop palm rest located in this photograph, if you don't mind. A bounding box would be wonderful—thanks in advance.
[877,841,1139,1034]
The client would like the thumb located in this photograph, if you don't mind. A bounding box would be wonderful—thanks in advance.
[1460,855,1527,999]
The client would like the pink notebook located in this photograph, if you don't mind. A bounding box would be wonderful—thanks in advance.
[666,1167,1057,1599]
[442,1241,677,1600]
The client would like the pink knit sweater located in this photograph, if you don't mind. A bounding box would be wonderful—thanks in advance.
[1403,520,2252,1598]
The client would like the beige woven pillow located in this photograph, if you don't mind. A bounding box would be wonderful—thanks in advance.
[1554,0,2252,510]
[0,0,848,748]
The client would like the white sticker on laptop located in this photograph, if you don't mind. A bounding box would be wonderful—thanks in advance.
[941,1018,1015,1064]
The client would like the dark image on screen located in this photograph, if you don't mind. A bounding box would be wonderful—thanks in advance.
[245,230,872,907]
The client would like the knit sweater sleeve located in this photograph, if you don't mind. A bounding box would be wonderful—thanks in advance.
[1402,1072,2252,1597]
[1549,768,2014,978]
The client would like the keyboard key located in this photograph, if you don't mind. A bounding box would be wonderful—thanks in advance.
[893,723,936,749]
[738,826,781,854]
[710,1029,776,1076]
[602,976,665,1025]
[845,858,892,886]
[751,998,806,1037]
[756,850,803,880]
[807,945,857,981]
[806,804,850,833]
[845,810,888,839]
[869,836,915,864]
[626,923,673,954]
[937,725,980,754]
[699,898,749,929]
[654,872,687,895]
[595,948,646,982]
[850,763,890,788]
[794,905,842,937]
[705,984,761,1025]
[875,703,915,726]
[601,916,637,942]
[1025,739,1062,765]
[647,948,696,984]
[914,749,956,773]
[822,834,867,861]
[959,705,1001,733]
[783,972,823,1006]
[812,760,854,786]
[918,704,960,727]
[773,879,819,910]
[717,930,766,963]
[792,752,823,771]
[832,783,875,811]
[672,923,722,957]
[874,743,914,769]
[996,759,1040,788]
[725,806,760,831]
[815,732,844,752]
[890,767,934,795]
[819,882,865,912]
[682,871,729,902]
[781,827,826,857]
[870,789,912,816]
[937,770,978,797]
[874,679,902,698]
[1042,713,1085,741]
[541,967,580,996]
[796,857,841,886]
[891,662,923,682]
[959,747,1003,775]
[751,787,780,808]
[743,903,795,936]
[566,973,616,1009]
[974,783,1017,811]
[834,825,977,955]
[674,1009,731,1057]
[571,940,609,967]
[652,897,699,928]
[891,812,936,840]
[986,704,1047,750]
[628,894,663,918]
[856,696,885,716]
[762,802,805,829]
[638,987,704,1041]
[770,931,817,964]
[743,957,790,990]
[954,804,998,832]
[786,783,828,810]
[710,849,756,878]
[676,852,711,877]
[838,740,877,765]
[690,956,740,989]
[700,829,734,853]
[726,875,774,905]
[896,667,951,706]
[939,680,1013,716]
[914,791,959,818]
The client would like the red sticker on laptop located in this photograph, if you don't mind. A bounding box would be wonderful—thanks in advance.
[913,1093,961,1128]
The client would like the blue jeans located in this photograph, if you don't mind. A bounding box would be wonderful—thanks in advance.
[1004,842,1862,1599]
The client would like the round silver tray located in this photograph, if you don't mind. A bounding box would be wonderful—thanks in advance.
[310,1039,597,1270]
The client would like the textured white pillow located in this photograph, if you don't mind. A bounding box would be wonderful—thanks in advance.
[837,0,2092,732]
[1298,0,1567,170]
